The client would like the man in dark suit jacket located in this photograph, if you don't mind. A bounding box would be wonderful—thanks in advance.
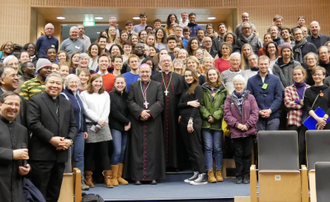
[306,21,330,49]
[0,66,27,127]
[27,72,77,202]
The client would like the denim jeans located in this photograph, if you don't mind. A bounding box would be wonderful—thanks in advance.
[72,132,85,176]
[111,129,128,165]
[202,129,223,170]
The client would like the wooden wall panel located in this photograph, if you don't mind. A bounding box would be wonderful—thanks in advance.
[0,2,30,46]
[1,0,330,46]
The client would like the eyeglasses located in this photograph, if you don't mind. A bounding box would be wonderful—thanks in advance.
[135,46,144,50]
[162,60,171,63]
[243,27,251,30]
[312,74,324,77]
[234,83,244,86]
[3,102,20,107]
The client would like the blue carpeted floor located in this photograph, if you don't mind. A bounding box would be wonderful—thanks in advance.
[83,179,250,201]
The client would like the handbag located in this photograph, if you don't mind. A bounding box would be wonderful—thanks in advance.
[222,118,230,137]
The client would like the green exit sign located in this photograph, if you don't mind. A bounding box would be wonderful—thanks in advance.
[83,21,95,26]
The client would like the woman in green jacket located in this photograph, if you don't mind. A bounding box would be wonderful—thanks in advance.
[200,67,228,183]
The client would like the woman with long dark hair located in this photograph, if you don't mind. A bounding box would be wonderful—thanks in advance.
[179,68,207,185]
[165,13,179,35]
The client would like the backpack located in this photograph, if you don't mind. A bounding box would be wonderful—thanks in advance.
[81,193,105,202]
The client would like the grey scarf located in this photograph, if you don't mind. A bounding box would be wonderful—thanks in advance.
[294,38,307,63]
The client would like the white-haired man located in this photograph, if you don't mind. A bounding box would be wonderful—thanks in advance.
[35,23,59,58]
[151,54,186,169]
[60,26,86,56]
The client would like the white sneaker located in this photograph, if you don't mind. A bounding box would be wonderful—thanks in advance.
[190,173,208,185]
[184,171,199,183]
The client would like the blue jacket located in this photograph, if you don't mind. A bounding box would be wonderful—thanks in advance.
[60,88,87,133]
[188,23,202,37]
[247,72,283,120]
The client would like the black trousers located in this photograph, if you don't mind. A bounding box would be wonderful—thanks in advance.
[85,141,110,171]
[29,160,65,202]
[232,136,254,179]
[179,117,206,173]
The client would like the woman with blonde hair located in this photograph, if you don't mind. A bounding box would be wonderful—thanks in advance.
[202,57,214,74]
[200,67,227,183]
[172,59,185,75]
[240,44,253,70]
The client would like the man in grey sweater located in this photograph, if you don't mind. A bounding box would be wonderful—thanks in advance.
[272,43,301,90]
[60,26,85,57]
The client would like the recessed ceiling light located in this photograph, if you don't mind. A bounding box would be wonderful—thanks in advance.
[207,17,216,20]
[133,17,140,20]
[57,16,65,20]
[95,17,103,20]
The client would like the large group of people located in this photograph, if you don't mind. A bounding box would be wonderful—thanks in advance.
[1,10,330,202]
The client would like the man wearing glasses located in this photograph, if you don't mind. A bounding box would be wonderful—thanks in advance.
[293,28,317,66]
[20,58,52,101]
[0,66,27,126]
[237,22,262,55]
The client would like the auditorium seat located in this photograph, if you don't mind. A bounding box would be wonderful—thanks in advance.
[315,162,330,202]
[306,130,330,202]
[250,131,309,202]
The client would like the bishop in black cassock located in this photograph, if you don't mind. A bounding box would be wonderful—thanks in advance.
[152,55,187,168]
[124,64,165,182]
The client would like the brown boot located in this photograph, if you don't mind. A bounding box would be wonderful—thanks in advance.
[103,170,114,188]
[216,170,223,182]
[207,170,217,183]
[110,165,119,186]
[118,163,129,185]
[84,171,94,188]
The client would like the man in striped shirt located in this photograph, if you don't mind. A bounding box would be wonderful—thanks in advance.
[20,58,52,101]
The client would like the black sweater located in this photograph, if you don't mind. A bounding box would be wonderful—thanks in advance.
[304,85,330,115]
[178,85,203,119]
[109,91,130,131]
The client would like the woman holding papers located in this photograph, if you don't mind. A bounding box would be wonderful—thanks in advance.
[302,66,330,164]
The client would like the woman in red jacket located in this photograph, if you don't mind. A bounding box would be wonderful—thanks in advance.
[224,74,259,184]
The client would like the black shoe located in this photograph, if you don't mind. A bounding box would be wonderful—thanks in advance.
[184,171,199,183]
[151,180,157,185]
[236,178,242,184]
[135,180,141,185]
[243,178,250,184]
[190,173,208,185]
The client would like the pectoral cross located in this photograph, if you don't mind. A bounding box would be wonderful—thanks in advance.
[144,101,149,109]
[164,90,169,96]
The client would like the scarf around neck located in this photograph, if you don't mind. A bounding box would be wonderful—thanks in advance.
[294,38,307,63]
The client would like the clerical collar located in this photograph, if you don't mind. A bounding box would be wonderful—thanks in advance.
[98,71,108,76]
[0,114,12,124]
[163,71,171,74]
[142,80,150,84]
